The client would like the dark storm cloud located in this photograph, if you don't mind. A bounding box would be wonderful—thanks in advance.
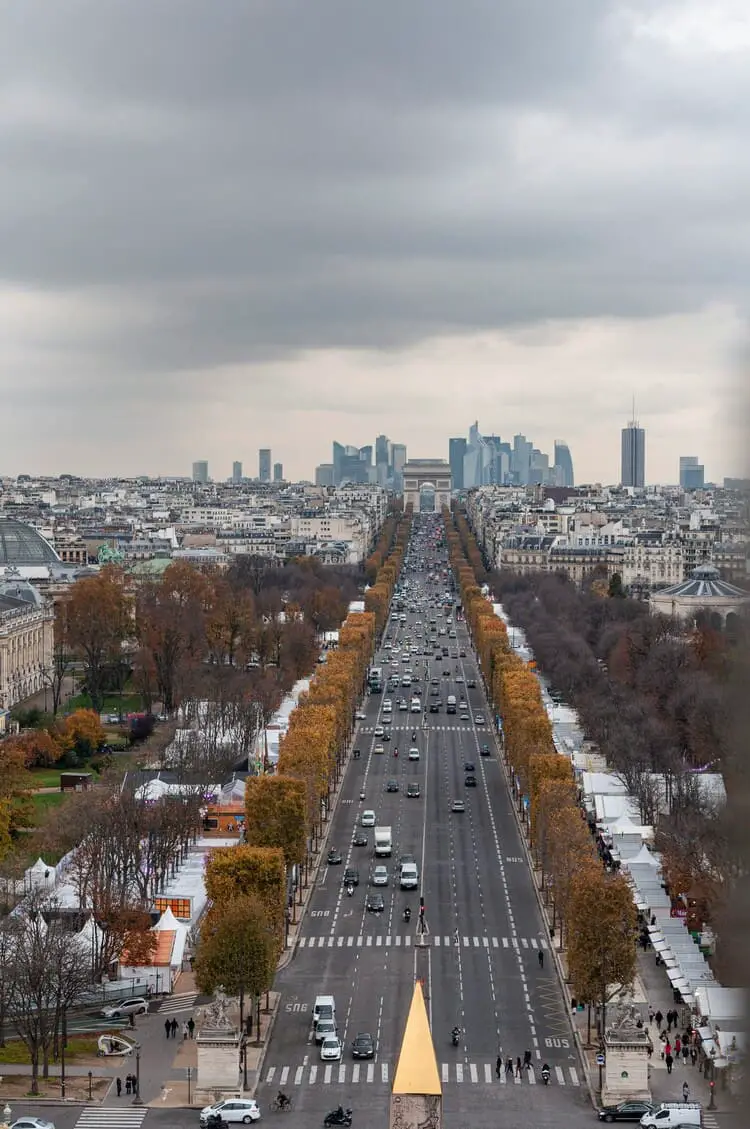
[0,0,748,384]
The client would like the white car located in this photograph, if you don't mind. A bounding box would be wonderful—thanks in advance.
[372,865,388,886]
[408,747,420,760]
[200,1099,261,1125]
[361,809,376,827]
[101,996,148,1019]
[355,710,367,720]
[374,724,384,737]
[321,1035,343,1061]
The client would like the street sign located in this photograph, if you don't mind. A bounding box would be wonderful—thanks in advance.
[596,1053,605,1065]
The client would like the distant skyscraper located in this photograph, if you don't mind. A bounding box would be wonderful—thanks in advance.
[511,434,533,485]
[391,443,407,491]
[621,418,646,488]
[259,449,272,482]
[192,460,209,484]
[680,456,704,490]
[232,461,243,484]
[449,437,467,490]
[273,462,283,482]
[553,441,575,487]
[315,463,335,487]
[375,434,390,486]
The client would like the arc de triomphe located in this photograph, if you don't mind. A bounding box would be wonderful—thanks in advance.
[402,459,452,511]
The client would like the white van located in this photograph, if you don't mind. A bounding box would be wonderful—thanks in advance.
[641,1103,702,1128]
[400,862,419,890]
[313,995,336,1028]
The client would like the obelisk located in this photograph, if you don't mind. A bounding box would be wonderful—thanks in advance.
[389,980,442,1129]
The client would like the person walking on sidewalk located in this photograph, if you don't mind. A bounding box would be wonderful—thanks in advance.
[116,1077,122,1097]
[188,1016,195,1038]
[182,1021,189,1040]
[674,1036,681,1059]
[690,1046,697,1067]
[515,1057,523,1078]
[505,1057,514,1077]
[164,1018,171,1039]
[665,1053,674,1075]
[125,1077,131,1096]
[537,950,544,969]
[170,1017,178,1038]
[655,1009,663,1031]
[682,1081,690,1102]
[496,1055,503,1078]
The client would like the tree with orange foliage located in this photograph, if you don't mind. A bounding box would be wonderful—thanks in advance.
[5,729,63,769]
[65,568,131,713]
[60,708,105,758]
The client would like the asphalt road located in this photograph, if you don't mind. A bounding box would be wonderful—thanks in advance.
[259,514,594,1129]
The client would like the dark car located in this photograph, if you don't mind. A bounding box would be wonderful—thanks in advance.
[459,649,466,657]
[407,782,420,798]
[352,832,368,847]
[386,779,399,793]
[464,775,477,787]
[443,668,450,676]
[327,849,343,865]
[429,702,440,712]
[464,762,475,773]
[430,678,439,686]
[597,1101,654,1123]
[466,678,476,688]
[351,1032,375,1060]
[343,868,360,887]
[381,729,391,741]
[366,893,385,913]
[480,744,491,757]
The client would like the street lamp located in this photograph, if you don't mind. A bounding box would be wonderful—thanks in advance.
[132,1043,143,1105]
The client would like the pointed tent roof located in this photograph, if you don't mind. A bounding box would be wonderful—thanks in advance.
[392,980,441,1096]
[625,844,660,869]
[153,906,181,932]
[77,916,104,944]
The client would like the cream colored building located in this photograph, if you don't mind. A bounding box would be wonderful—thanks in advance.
[0,574,55,709]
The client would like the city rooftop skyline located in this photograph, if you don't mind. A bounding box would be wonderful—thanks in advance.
[0,4,746,485]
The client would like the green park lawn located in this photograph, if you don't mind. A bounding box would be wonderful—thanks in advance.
[30,791,67,816]
[29,767,64,789]
[0,1034,102,1065]
[66,691,144,716]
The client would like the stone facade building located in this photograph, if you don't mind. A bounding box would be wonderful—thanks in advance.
[0,571,54,709]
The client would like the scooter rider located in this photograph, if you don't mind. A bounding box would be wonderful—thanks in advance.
[403,906,411,922]
[541,1063,550,1084]
[346,883,354,897]
[451,1026,461,1045]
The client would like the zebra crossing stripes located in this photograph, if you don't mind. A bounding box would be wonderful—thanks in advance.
[75,1108,148,1129]
[264,1062,580,1087]
[297,934,548,950]
[157,991,200,1014]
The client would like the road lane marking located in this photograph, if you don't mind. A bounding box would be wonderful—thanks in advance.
[441,1063,448,1083]
[555,1066,565,1085]
[381,1063,389,1083]
[484,1063,492,1083]
[279,1067,289,1084]
[352,1064,360,1083]
[456,1064,463,1083]
[347,936,353,946]
[309,1065,317,1084]
[569,1066,579,1085]
[366,936,372,946]
[366,1064,374,1082]
[266,1067,275,1082]
[318,937,325,947]
[337,936,344,946]
[294,1066,303,1084]
[470,1063,478,1083]
[357,936,363,946]
[324,1066,332,1084]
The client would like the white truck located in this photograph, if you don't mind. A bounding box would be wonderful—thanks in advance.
[374,826,392,857]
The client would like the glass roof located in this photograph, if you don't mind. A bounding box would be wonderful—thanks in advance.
[0,519,61,565]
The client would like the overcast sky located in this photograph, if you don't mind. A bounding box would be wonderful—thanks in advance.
[1,1,748,485]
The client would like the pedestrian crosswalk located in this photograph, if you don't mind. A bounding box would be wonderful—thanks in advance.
[360,725,476,733]
[298,934,548,950]
[263,1062,580,1087]
[157,990,200,1014]
[75,1108,148,1129]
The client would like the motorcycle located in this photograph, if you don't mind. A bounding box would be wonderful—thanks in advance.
[541,1065,550,1085]
[403,907,411,923]
[451,1027,460,1047]
[359,791,365,801]
[346,884,354,897]
[393,748,398,757]
[324,1108,353,1127]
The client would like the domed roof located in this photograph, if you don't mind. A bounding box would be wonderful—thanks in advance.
[0,518,61,566]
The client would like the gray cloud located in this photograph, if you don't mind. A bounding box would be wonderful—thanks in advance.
[0,0,748,477]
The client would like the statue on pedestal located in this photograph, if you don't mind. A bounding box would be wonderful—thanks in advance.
[200,987,234,1032]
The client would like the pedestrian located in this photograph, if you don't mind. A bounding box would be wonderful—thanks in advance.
[188,1016,195,1038]
[666,1054,674,1075]
[505,1057,514,1076]
[496,1055,502,1078]
[682,1081,690,1102]
[523,1049,532,1070]
[537,950,544,969]
[674,1036,681,1058]
[116,1077,122,1097]
[165,1018,171,1039]
[170,1017,178,1038]
[125,1076,131,1096]
[515,1056,522,1078]
[665,1041,672,1061]
[182,1021,189,1040]
[648,1007,655,1026]
[655,1009,663,1030]
[647,1041,653,1059]
[690,1047,697,1067]
[667,1010,674,1032]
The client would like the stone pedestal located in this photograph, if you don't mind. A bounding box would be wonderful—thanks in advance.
[390,1093,442,1129]
[196,1028,241,1094]
[602,1025,651,1106]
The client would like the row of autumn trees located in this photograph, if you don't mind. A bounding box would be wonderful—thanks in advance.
[444,506,637,1037]
[51,554,362,716]
[193,512,412,1026]
[0,709,107,861]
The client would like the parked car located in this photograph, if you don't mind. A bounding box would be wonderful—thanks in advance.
[597,1101,655,1123]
